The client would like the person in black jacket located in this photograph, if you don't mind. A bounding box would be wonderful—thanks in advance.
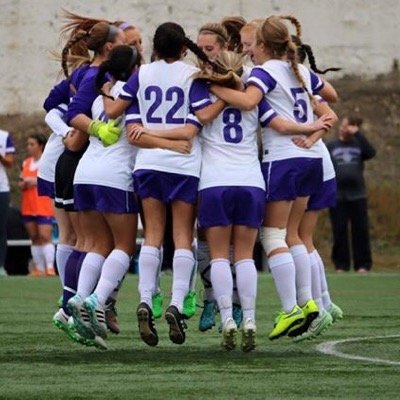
[327,116,376,272]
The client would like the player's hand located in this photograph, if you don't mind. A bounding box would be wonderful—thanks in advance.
[310,114,333,132]
[128,124,147,141]
[168,140,192,154]
[292,136,315,149]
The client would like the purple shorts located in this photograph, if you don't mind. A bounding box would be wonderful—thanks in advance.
[22,215,55,225]
[198,186,265,229]
[262,158,323,202]
[133,169,199,204]
[307,178,337,211]
[74,184,139,214]
[37,177,55,199]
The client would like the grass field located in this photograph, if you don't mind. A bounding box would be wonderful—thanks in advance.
[0,272,399,400]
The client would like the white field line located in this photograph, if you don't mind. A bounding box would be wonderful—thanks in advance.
[316,335,400,366]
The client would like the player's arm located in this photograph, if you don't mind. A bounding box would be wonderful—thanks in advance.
[210,84,263,111]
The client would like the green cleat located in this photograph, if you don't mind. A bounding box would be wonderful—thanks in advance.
[152,293,164,319]
[67,294,95,340]
[232,303,243,328]
[199,300,216,332]
[183,291,197,319]
[288,299,320,337]
[293,309,333,342]
[84,294,108,339]
[328,302,344,323]
[269,305,305,340]
[57,295,63,308]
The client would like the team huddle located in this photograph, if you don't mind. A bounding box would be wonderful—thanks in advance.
[42,11,343,352]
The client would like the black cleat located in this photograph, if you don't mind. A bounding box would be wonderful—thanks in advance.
[137,302,159,346]
[165,305,187,345]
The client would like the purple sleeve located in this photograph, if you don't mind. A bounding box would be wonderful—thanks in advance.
[119,71,139,101]
[186,107,203,129]
[65,68,100,124]
[6,134,15,153]
[258,98,278,127]
[125,101,142,124]
[189,80,212,112]
[43,79,70,112]
[247,67,277,95]
[310,71,324,94]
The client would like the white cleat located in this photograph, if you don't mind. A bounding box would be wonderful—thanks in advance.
[221,317,238,351]
[241,318,257,352]
[293,309,333,343]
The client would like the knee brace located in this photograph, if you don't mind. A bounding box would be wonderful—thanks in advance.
[260,227,287,256]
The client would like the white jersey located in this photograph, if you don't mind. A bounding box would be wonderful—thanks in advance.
[38,104,69,183]
[199,96,276,191]
[0,129,15,192]
[248,60,324,162]
[314,139,336,181]
[73,81,137,191]
[122,60,210,178]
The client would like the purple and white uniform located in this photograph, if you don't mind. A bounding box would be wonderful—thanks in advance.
[122,60,210,204]
[198,93,277,229]
[248,60,324,201]
[0,130,15,193]
[73,81,139,214]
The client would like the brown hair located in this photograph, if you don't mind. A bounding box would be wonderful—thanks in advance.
[347,116,363,127]
[257,15,315,105]
[60,10,120,78]
[198,22,229,48]
[221,16,247,53]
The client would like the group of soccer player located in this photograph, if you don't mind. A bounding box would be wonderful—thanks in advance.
[40,10,343,352]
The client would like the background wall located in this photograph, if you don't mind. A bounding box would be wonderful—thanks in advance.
[1,0,399,114]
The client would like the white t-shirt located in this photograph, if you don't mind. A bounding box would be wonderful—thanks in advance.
[73,81,137,191]
[247,60,324,162]
[0,129,15,192]
[122,60,211,178]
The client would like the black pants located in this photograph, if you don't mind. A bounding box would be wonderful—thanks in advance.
[0,191,9,268]
[329,198,372,271]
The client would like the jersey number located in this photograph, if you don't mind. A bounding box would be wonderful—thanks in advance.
[290,88,308,123]
[223,108,243,143]
[145,86,185,124]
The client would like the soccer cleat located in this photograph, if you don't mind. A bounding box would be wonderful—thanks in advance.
[105,298,120,334]
[288,299,320,337]
[183,291,197,319]
[67,294,95,339]
[221,317,238,350]
[137,302,159,347]
[328,302,344,323]
[241,318,256,352]
[232,303,243,328]
[52,308,91,346]
[268,305,305,340]
[293,309,333,342]
[199,300,216,332]
[152,293,164,319]
[57,295,63,308]
[84,294,108,339]
[165,305,187,345]
[67,317,107,350]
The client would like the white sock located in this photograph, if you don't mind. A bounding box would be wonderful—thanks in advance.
[269,252,297,313]
[310,251,324,311]
[210,258,233,323]
[31,245,46,272]
[42,243,55,270]
[138,245,160,306]
[197,240,213,301]
[76,252,105,298]
[170,249,194,312]
[314,250,332,309]
[235,259,257,320]
[188,240,197,292]
[94,249,130,306]
[230,263,241,305]
[109,274,126,301]
[290,244,313,307]
[55,244,73,287]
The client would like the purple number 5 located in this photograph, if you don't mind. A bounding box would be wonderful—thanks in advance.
[290,87,308,123]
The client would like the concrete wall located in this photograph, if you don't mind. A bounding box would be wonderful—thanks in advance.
[1,0,398,114]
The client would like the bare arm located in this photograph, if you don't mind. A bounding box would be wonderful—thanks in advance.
[210,84,263,111]
[195,99,226,124]
[129,124,199,141]
[319,79,339,103]
[103,96,132,119]
[269,114,333,135]
[0,153,14,169]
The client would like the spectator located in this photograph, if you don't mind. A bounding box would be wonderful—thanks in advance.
[0,129,15,277]
[19,134,56,276]
[327,116,376,273]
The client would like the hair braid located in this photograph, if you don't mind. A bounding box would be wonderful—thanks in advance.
[301,44,341,74]
[183,37,215,69]
[61,30,90,78]
[280,15,302,37]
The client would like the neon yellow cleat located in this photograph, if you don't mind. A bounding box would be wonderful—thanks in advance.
[288,299,319,337]
[268,305,305,340]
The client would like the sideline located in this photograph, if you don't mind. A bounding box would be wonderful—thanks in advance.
[316,335,400,366]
